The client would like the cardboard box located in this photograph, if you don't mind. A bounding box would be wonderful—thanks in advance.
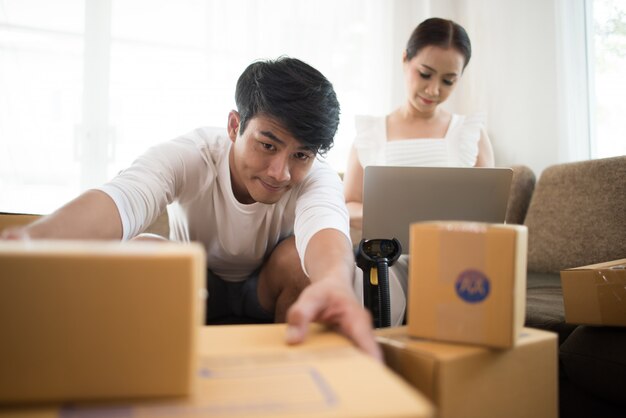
[561,258,626,327]
[0,240,206,404]
[408,222,527,348]
[0,213,40,233]
[376,327,558,418]
[0,324,434,418]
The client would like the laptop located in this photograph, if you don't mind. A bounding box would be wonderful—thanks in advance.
[362,166,513,254]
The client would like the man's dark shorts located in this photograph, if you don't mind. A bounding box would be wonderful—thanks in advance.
[205,269,274,324]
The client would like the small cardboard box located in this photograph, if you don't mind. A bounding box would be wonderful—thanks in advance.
[0,324,435,418]
[561,258,626,327]
[376,327,558,418]
[0,240,206,404]
[408,222,527,348]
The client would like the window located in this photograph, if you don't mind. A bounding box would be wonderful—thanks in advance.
[588,0,626,158]
[0,0,394,214]
[0,0,85,214]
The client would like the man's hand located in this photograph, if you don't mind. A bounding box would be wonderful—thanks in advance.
[285,279,382,362]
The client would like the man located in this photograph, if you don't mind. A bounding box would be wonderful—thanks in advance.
[1,57,381,360]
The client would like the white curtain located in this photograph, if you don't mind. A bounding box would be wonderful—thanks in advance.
[0,0,427,214]
[5,0,611,214]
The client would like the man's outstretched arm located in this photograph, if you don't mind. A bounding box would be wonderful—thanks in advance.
[285,228,382,361]
[1,190,122,240]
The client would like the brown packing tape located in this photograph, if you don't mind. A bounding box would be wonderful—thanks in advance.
[438,223,489,342]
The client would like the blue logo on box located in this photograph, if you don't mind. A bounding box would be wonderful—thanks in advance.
[455,269,490,303]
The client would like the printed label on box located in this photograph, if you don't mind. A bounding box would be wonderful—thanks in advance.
[455,269,490,303]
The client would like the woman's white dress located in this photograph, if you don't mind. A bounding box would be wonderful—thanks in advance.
[352,113,485,325]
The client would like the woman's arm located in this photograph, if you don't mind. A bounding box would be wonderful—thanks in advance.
[342,144,365,230]
[475,127,495,167]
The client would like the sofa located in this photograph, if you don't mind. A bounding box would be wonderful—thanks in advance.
[508,156,626,418]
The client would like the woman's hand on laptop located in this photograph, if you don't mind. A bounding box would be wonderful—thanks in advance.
[285,279,382,362]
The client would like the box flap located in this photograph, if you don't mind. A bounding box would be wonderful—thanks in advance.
[563,258,626,272]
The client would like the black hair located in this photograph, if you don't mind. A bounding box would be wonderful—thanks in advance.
[234,57,340,156]
[406,18,472,69]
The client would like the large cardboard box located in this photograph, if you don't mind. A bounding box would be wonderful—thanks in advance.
[376,327,558,418]
[0,324,434,418]
[0,240,206,404]
[408,222,527,348]
[561,258,626,327]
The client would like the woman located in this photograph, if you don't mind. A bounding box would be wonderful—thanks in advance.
[344,17,495,326]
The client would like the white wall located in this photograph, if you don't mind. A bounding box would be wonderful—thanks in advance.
[460,0,563,176]
[390,0,570,177]
[387,0,431,108]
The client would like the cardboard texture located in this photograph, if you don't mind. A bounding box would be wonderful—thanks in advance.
[376,327,558,418]
[561,258,626,327]
[0,324,434,418]
[0,240,206,404]
[0,213,40,232]
[407,222,527,348]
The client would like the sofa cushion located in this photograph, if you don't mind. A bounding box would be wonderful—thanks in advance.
[505,165,535,225]
[525,272,577,345]
[524,156,626,274]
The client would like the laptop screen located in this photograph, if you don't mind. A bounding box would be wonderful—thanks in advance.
[361,166,513,253]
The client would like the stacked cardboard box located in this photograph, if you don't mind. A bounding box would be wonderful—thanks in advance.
[0,239,433,417]
[407,222,527,348]
[376,326,557,418]
[377,222,558,418]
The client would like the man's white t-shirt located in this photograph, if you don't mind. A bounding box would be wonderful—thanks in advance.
[98,127,350,282]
